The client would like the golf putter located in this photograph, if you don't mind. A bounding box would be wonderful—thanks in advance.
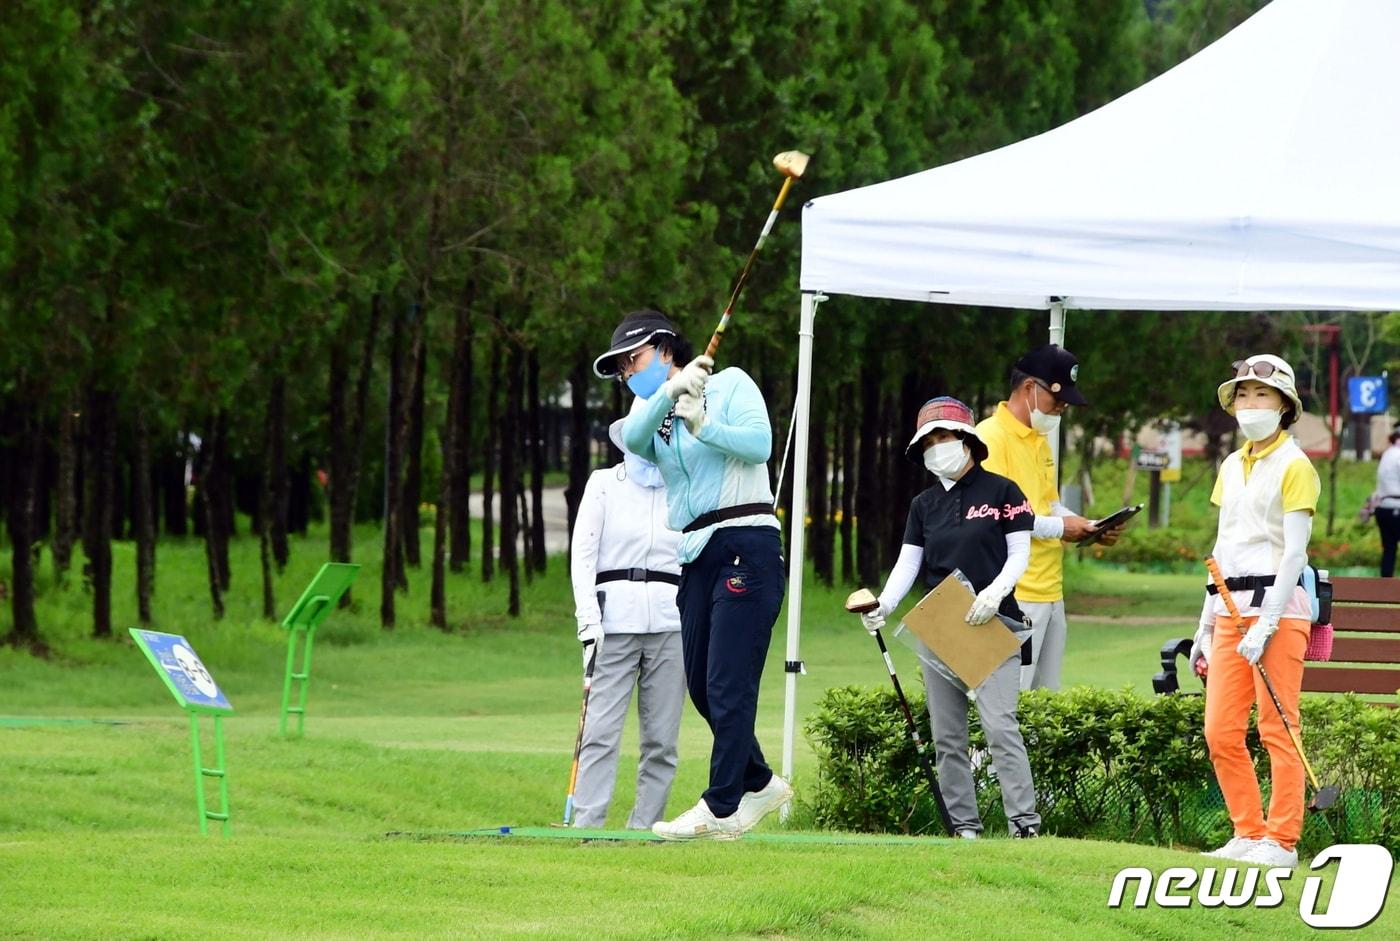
[1203,557,1339,812]
[704,150,811,360]
[559,591,605,827]
[845,588,955,836]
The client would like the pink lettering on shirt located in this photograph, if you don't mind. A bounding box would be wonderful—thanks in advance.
[1003,500,1032,522]
[965,503,1002,521]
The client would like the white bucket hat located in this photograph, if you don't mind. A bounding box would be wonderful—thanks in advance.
[1216,353,1303,416]
[903,397,988,463]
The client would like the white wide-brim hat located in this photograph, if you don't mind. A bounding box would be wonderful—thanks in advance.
[903,397,988,463]
[1216,353,1304,416]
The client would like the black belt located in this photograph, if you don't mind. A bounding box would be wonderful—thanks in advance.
[681,502,775,534]
[1206,574,1302,607]
[595,568,680,586]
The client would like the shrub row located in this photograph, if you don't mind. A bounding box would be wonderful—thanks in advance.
[804,685,1400,854]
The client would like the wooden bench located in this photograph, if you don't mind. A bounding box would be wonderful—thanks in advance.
[1152,576,1400,701]
[1303,576,1400,698]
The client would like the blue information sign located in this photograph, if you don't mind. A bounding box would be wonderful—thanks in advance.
[1349,376,1388,415]
[131,630,233,712]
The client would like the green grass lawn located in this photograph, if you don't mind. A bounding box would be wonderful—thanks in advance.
[1,527,1393,938]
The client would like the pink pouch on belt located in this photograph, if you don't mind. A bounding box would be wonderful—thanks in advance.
[1305,623,1334,662]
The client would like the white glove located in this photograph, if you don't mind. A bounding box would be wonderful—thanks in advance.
[1189,622,1212,676]
[965,584,1007,625]
[577,623,604,670]
[662,355,713,401]
[675,392,707,435]
[860,610,886,635]
[1236,618,1278,665]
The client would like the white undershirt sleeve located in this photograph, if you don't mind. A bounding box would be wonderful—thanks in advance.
[985,530,1030,599]
[1259,510,1313,624]
[877,544,924,617]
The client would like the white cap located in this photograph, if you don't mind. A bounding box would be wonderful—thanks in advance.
[1216,353,1303,416]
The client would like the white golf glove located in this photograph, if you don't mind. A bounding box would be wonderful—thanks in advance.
[577,623,604,670]
[662,355,713,401]
[1236,618,1278,665]
[965,584,1007,625]
[859,610,886,634]
[1189,622,1212,675]
[674,392,707,436]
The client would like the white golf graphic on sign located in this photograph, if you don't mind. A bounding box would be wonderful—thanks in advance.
[173,644,218,699]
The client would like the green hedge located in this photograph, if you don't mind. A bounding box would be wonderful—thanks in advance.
[1083,524,1383,570]
[804,685,1400,854]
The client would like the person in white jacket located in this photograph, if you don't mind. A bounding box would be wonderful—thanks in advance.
[568,415,684,829]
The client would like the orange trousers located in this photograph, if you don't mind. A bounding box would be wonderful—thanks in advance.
[1204,614,1309,851]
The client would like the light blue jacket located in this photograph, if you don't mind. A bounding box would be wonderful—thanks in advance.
[622,367,778,564]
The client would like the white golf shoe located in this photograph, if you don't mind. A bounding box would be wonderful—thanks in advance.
[1201,836,1264,860]
[955,829,979,840]
[651,800,742,842]
[1239,838,1298,869]
[735,775,793,832]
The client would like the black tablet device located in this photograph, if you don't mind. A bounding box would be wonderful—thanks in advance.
[1079,503,1145,546]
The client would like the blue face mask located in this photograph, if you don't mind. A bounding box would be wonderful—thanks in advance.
[626,350,669,399]
[624,452,664,489]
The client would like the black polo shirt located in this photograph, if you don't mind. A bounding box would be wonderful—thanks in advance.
[902,463,1034,621]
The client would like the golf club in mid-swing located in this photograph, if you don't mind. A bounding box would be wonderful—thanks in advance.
[845,588,955,836]
[1203,556,1340,812]
[559,592,605,827]
[703,150,810,361]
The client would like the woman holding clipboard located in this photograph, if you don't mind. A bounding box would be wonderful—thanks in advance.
[857,397,1042,839]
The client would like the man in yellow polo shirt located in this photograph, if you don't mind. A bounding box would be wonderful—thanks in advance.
[977,345,1117,690]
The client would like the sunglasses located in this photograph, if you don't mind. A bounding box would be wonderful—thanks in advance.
[616,345,651,380]
[1231,360,1277,380]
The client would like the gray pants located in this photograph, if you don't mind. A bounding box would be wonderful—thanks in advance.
[572,631,684,829]
[922,649,1040,835]
[1018,599,1067,691]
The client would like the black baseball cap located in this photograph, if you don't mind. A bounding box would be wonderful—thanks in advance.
[593,310,678,378]
[1014,344,1087,406]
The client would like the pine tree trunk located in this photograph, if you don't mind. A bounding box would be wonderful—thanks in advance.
[856,362,881,588]
[161,437,188,538]
[268,375,289,572]
[448,283,474,571]
[500,344,522,616]
[5,392,44,652]
[430,368,455,630]
[197,413,225,620]
[564,356,590,554]
[809,402,832,587]
[839,387,855,585]
[83,386,117,638]
[527,350,546,574]
[52,395,79,578]
[329,294,381,608]
[480,338,500,583]
[213,417,233,591]
[133,409,156,625]
[402,340,426,568]
[381,308,407,628]
[288,453,311,535]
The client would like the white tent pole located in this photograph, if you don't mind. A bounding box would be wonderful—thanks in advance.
[1048,300,1066,471]
[781,292,821,797]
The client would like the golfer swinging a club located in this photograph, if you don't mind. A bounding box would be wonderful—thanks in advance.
[1192,354,1319,869]
[594,310,790,840]
[860,397,1041,839]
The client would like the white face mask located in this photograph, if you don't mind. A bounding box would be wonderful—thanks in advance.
[1030,385,1061,436]
[923,440,969,478]
[1236,408,1282,442]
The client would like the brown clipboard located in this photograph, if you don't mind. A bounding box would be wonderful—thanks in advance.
[899,574,1021,689]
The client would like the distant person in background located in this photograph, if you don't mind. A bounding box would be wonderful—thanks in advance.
[1371,429,1400,577]
[567,412,684,829]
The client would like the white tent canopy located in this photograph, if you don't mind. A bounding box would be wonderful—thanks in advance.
[799,0,1400,312]
[777,0,1400,785]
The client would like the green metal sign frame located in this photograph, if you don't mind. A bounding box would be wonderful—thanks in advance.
[279,562,360,737]
[129,629,233,835]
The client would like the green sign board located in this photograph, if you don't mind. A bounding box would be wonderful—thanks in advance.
[280,562,360,737]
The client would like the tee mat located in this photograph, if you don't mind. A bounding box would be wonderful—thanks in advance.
[387,827,944,846]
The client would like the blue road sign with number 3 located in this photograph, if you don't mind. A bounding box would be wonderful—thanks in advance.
[1348,377,1388,415]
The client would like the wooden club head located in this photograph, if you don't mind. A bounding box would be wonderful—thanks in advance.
[773,150,810,179]
[844,588,880,614]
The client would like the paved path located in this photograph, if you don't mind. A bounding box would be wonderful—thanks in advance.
[468,486,572,555]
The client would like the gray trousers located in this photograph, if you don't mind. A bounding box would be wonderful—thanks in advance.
[921,649,1040,835]
[572,631,684,829]
[1018,599,1067,691]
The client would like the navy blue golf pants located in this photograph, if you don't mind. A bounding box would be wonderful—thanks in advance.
[676,525,785,818]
